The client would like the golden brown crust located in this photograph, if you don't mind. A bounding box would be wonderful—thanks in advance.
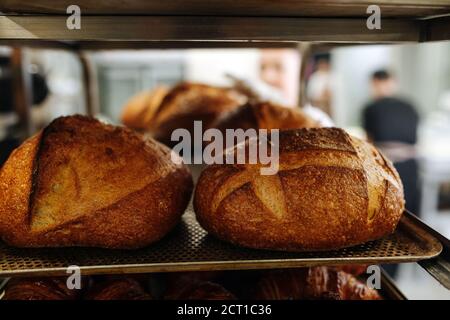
[151,83,247,146]
[121,86,169,130]
[194,127,404,251]
[0,115,193,249]
[215,101,320,132]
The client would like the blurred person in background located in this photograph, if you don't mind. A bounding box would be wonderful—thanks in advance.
[230,49,333,127]
[259,49,300,106]
[306,53,333,117]
[363,69,420,278]
[363,70,420,214]
[363,69,420,215]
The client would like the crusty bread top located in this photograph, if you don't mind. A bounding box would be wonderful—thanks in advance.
[152,82,247,125]
[121,86,169,130]
[253,102,320,129]
[21,115,183,233]
[215,102,320,131]
[200,128,403,224]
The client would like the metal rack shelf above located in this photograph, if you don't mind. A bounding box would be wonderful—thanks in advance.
[0,0,449,44]
[1,0,450,18]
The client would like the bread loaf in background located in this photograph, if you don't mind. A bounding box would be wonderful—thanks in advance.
[121,82,247,147]
[214,101,320,131]
[121,85,169,130]
[0,115,193,249]
[194,127,404,251]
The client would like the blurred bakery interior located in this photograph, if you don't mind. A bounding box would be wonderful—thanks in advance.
[1,42,450,300]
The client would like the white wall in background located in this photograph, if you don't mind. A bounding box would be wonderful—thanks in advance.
[392,42,450,117]
[91,50,185,122]
[331,45,392,127]
[89,49,260,121]
[185,49,260,86]
[90,50,185,65]
[90,49,261,87]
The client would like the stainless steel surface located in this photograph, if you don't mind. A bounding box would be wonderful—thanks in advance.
[0,278,9,300]
[412,211,450,290]
[0,15,422,43]
[2,0,450,18]
[0,209,442,277]
[380,269,407,300]
[0,278,8,290]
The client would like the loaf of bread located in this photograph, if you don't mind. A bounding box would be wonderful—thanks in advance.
[0,115,193,249]
[121,85,169,130]
[214,101,320,131]
[194,127,404,251]
[253,267,381,300]
[153,83,247,146]
[121,82,247,146]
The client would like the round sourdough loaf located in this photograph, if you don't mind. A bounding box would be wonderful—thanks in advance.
[0,115,193,249]
[121,82,247,147]
[194,128,405,251]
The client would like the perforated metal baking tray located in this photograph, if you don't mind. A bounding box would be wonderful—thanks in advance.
[0,208,442,277]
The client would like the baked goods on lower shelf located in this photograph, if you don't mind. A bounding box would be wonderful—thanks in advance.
[84,278,152,300]
[1,268,384,300]
[166,281,236,300]
[3,278,81,300]
[253,267,381,300]
[194,127,405,251]
[0,115,193,249]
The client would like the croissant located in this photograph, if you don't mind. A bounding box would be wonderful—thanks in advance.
[164,271,225,299]
[84,278,152,300]
[166,281,236,300]
[253,269,309,300]
[336,271,382,300]
[254,267,381,300]
[0,115,193,249]
[335,265,369,276]
[194,127,404,251]
[4,278,81,300]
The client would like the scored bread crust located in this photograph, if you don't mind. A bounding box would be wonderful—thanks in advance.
[0,115,193,249]
[149,82,247,146]
[120,86,169,130]
[194,128,404,251]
